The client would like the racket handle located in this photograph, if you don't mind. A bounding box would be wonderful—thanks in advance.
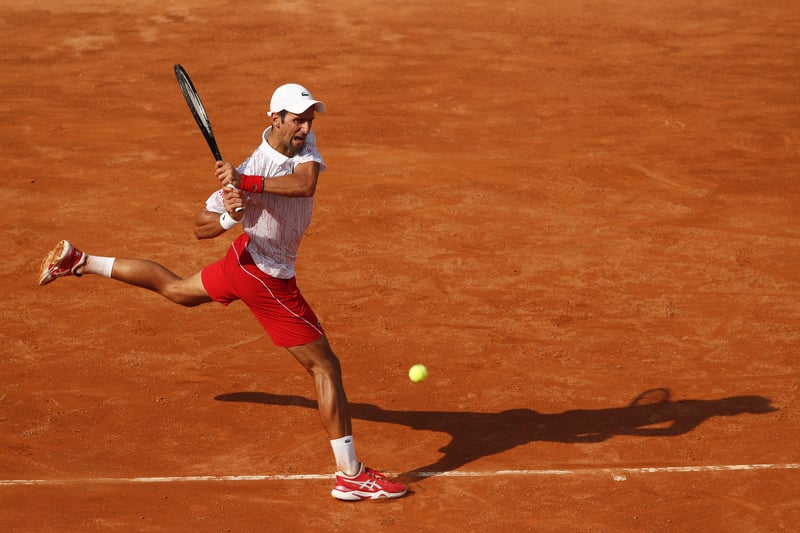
[226,183,245,213]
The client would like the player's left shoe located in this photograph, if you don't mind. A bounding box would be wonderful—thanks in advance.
[331,464,407,501]
[38,240,87,286]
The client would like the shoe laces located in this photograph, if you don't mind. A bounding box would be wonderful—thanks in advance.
[364,467,387,480]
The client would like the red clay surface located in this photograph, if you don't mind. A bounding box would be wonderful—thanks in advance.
[2,0,798,530]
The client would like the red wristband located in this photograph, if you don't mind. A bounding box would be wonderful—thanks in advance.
[241,174,265,193]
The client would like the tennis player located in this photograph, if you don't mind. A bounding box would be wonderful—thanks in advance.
[38,83,407,501]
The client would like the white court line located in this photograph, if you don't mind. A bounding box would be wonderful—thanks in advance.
[1,463,797,486]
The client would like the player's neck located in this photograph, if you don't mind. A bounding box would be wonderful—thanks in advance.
[267,131,297,158]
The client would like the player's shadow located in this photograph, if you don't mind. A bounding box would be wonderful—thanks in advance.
[215,388,776,476]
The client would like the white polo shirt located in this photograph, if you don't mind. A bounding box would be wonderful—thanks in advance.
[206,127,326,279]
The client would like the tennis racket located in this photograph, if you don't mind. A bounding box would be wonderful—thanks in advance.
[174,64,243,212]
[174,64,222,160]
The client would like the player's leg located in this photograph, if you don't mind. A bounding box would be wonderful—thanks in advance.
[110,259,212,307]
[287,335,352,439]
[287,336,407,500]
[223,246,406,499]
[39,240,212,307]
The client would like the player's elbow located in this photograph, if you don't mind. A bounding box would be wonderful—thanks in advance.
[293,167,319,197]
[298,184,316,197]
[193,223,221,240]
[193,209,224,239]
[297,177,318,197]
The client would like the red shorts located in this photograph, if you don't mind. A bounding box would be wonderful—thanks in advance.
[201,234,324,347]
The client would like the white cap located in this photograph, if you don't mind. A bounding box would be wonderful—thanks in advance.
[268,83,326,115]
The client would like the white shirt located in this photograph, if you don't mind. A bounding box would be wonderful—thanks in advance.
[205,127,326,279]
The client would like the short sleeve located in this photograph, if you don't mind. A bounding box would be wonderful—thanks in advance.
[205,189,226,214]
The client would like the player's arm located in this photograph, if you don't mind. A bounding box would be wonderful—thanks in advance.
[194,187,244,240]
[194,209,226,240]
[215,160,320,198]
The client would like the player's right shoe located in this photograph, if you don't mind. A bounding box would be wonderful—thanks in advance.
[38,240,87,286]
[330,464,408,501]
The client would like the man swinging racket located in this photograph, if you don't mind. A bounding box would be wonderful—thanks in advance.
[38,83,407,501]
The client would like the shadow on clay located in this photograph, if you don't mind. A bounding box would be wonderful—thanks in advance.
[215,388,777,478]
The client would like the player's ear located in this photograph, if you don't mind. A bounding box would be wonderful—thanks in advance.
[269,112,282,127]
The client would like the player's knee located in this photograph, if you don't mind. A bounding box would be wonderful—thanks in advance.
[306,349,342,378]
[162,283,204,307]
[323,352,342,376]
[289,337,343,378]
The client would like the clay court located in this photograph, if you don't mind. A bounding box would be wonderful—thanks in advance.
[2,0,799,530]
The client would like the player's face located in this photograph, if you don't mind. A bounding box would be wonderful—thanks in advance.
[272,108,315,156]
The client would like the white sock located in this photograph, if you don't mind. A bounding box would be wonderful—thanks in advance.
[83,256,115,278]
[330,435,360,476]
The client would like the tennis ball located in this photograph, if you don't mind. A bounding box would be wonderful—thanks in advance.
[408,364,428,383]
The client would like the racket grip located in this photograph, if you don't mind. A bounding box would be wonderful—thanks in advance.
[226,183,245,213]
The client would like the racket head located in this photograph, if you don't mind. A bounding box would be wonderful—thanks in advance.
[174,64,223,161]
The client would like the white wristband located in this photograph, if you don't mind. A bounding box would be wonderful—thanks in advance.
[219,212,241,230]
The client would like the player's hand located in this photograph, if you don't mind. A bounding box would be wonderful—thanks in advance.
[215,161,242,189]
[223,185,244,219]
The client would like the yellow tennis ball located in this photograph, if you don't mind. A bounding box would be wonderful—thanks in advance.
[408,364,428,383]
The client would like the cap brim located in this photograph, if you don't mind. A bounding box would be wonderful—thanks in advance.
[272,101,326,115]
